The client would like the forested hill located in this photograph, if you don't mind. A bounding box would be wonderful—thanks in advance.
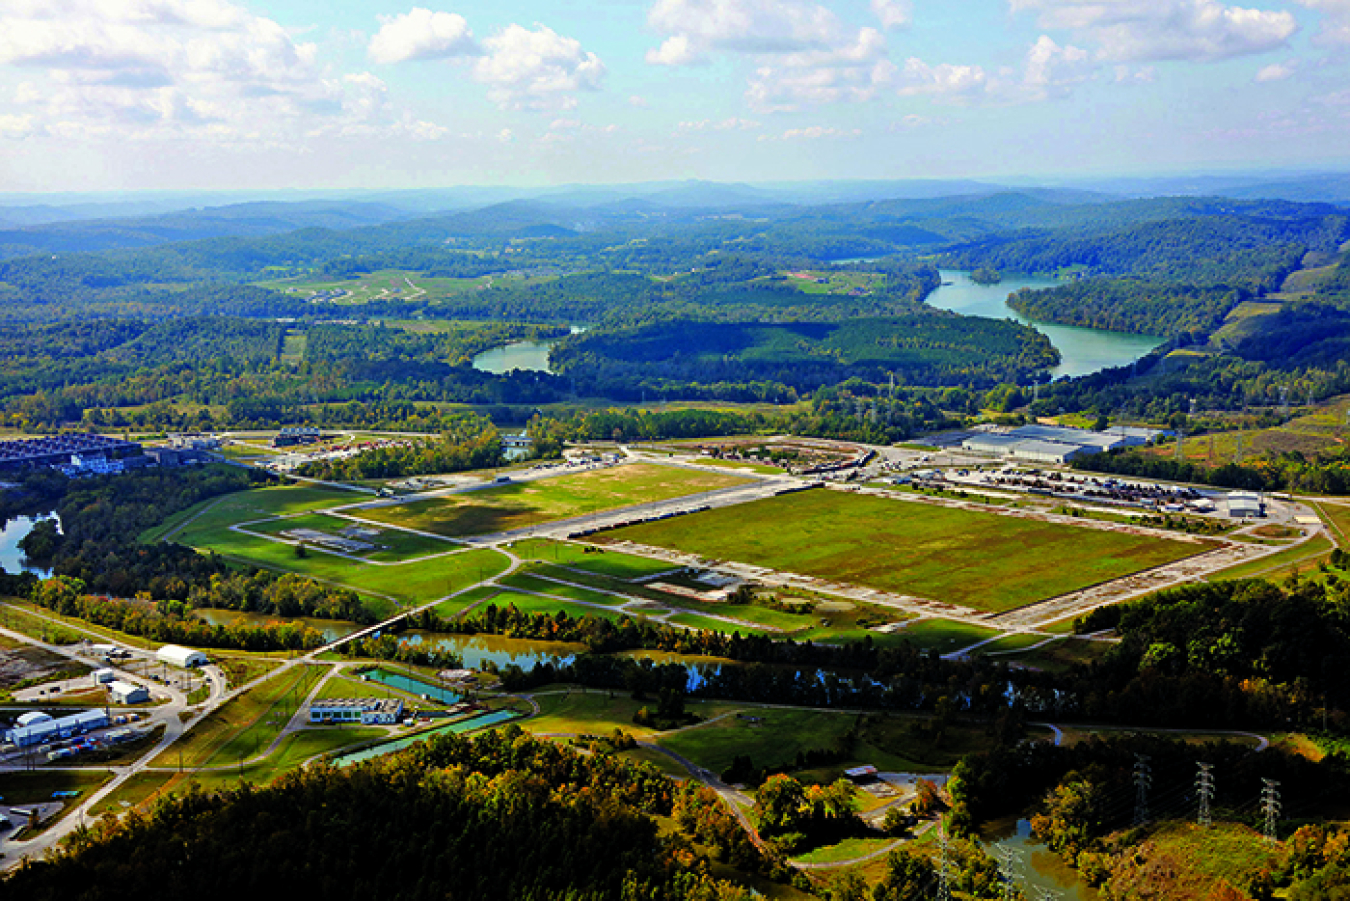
[1006,280,1251,337]
[1,727,767,901]
[938,206,1349,290]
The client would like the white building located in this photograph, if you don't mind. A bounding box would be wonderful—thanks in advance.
[4,710,108,748]
[107,681,150,704]
[91,668,116,685]
[1009,440,1089,465]
[157,645,208,668]
[1227,492,1265,518]
[309,697,404,725]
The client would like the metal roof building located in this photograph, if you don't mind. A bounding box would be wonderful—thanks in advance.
[108,681,150,704]
[157,645,209,668]
[1009,440,1090,464]
[4,710,108,748]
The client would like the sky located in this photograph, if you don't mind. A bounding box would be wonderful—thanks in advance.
[2,0,1350,192]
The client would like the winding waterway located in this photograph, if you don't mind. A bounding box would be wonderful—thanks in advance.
[468,276,1162,381]
[926,269,1163,379]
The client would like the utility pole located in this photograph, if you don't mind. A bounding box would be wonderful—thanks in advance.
[1133,754,1153,827]
[1262,779,1281,844]
[1196,762,1215,828]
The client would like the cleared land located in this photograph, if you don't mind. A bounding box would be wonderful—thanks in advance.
[348,463,752,538]
[168,486,511,610]
[244,512,458,562]
[599,490,1205,613]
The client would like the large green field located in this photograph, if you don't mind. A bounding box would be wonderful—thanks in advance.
[598,490,1206,613]
[346,462,751,538]
[167,485,510,611]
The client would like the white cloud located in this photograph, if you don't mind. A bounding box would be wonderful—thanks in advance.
[0,0,444,143]
[368,8,477,64]
[779,125,861,139]
[646,0,842,64]
[745,27,893,110]
[0,113,35,139]
[1292,0,1350,44]
[1010,0,1299,62]
[473,23,604,110]
[628,94,650,107]
[675,117,760,133]
[871,0,912,30]
[1256,59,1297,80]
[895,58,990,98]
[1021,34,1093,98]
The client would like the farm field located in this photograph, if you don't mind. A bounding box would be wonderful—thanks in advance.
[599,490,1205,613]
[346,462,752,538]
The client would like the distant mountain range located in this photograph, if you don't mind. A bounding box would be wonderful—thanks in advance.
[1,173,1348,260]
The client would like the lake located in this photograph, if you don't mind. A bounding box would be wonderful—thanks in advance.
[470,326,587,375]
[399,631,585,671]
[0,514,57,578]
[928,270,1163,379]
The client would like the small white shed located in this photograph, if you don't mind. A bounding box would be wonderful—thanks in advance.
[108,681,150,704]
[91,668,116,685]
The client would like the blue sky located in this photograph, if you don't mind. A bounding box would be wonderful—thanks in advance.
[1,0,1349,191]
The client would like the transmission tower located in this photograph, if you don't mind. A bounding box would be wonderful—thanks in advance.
[1262,779,1282,844]
[1279,386,1290,420]
[1133,754,1153,826]
[1196,763,1215,828]
[996,846,1023,901]
[936,821,951,901]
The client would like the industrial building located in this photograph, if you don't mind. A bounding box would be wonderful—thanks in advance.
[1009,440,1090,465]
[91,669,115,685]
[1227,492,1265,518]
[157,645,209,668]
[107,681,150,704]
[3,710,109,748]
[0,434,143,474]
[272,427,322,448]
[960,423,1173,464]
[309,698,405,725]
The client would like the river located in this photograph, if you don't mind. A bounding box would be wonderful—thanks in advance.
[0,514,56,578]
[927,270,1163,379]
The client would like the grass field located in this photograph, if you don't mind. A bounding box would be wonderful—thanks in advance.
[1213,533,1333,581]
[483,590,631,623]
[347,463,751,538]
[169,486,513,610]
[891,619,1002,653]
[523,689,737,739]
[243,512,460,562]
[599,490,1203,613]
[154,664,320,768]
[508,538,681,580]
[499,572,628,606]
[146,484,357,544]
